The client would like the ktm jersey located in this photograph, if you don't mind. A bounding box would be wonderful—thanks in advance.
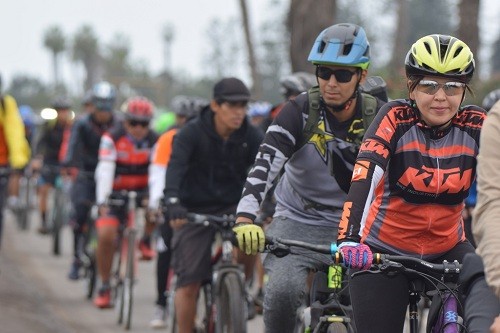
[99,128,158,191]
[338,99,485,259]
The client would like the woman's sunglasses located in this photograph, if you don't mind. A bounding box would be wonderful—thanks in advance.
[416,80,466,96]
[316,67,358,83]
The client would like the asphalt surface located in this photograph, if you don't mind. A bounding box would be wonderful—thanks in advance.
[0,209,264,333]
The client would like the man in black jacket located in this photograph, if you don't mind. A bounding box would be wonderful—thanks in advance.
[163,77,263,333]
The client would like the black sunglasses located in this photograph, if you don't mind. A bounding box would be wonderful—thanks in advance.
[316,67,358,83]
[128,120,149,127]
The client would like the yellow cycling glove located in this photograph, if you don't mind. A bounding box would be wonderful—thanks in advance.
[233,223,265,255]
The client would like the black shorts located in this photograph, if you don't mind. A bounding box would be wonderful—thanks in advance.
[39,165,60,186]
[171,223,217,288]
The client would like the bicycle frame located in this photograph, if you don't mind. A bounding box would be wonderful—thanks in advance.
[264,237,353,333]
[166,213,248,333]
[108,190,143,330]
[264,237,465,333]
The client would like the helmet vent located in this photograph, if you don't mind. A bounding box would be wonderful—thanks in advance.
[343,43,353,56]
[424,42,432,55]
[319,41,327,53]
[453,46,463,58]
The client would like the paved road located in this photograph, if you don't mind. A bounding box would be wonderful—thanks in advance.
[0,209,264,333]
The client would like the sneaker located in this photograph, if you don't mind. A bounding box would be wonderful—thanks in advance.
[7,196,19,211]
[138,240,155,261]
[254,288,264,315]
[94,288,112,309]
[246,294,256,320]
[67,259,81,280]
[37,225,50,235]
[149,305,167,329]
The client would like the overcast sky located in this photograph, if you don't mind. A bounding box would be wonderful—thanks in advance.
[0,0,273,91]
[1,0,499,93]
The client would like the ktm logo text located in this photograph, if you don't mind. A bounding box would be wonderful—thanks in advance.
[398,166,472,194]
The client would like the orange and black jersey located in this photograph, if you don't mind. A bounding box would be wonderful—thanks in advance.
[338,99,485,259]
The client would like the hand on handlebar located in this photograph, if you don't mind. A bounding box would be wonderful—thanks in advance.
[338,241,373,270]
[165,198,188,230]
[233,222,265,256]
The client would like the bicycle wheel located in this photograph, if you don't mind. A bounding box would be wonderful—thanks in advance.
[123,230,136,330]
[215,272,246,333]
[17,176,29,230]
[195,283,214,333]
[115,280,125,324]
[166,275,178,333]
[51,189,62,255]
[83,256,97,299]
[327,322,349,333]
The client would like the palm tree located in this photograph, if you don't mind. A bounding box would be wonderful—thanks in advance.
[43,25,66,87]
[72,25,100,91]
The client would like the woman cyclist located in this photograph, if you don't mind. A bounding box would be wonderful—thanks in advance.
[336,34,484,332]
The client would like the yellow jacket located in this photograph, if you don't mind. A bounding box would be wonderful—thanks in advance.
[0,94,31,169]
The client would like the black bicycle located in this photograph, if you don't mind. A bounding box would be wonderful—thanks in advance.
[81,204,98,300]
[264,237,465,333]
[49,174,73,255]
[108,190,147,330]
[16,167,37,231]
[264,236,354,333]
[166,213,247,333]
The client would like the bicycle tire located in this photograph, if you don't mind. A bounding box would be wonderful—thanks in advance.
[123,231,136,330]
[84,257,97,299]
[115,280,125,324]
[17,177,29,231]
[166,275,178,333]
[51,191,62,255]
[215,272,247,333]
[326,323,349,333]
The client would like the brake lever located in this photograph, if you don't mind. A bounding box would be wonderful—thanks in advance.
[265,242,291,258]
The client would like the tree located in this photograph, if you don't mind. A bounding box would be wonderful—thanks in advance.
[457,0,480,80]
[8,74,52,109]
[72,25,101,91]
[204,18,242,79]
[103,33,132,81]
[238,0,263,99]
[388,0,410,83]
[287,0,336,73]
[43,25,66,87]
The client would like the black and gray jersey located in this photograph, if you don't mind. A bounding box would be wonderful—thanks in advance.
[237,92,380,227]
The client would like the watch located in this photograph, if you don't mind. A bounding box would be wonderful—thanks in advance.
[167,197,180,205]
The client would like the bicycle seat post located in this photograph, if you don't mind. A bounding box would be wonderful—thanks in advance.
[127,191,137,228]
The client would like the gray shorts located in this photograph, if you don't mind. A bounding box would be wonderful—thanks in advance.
[171,223,217,288]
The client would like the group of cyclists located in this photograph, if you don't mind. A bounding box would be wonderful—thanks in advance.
[2,21,500,333]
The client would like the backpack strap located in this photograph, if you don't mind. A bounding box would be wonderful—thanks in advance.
[360,92,377,131]
[298,90,378,151]
[298,86,322,149]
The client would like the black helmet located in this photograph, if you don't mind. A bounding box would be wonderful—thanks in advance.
[171,95,208,119]
[405,34,475,83]
[482,89,500,112]
[51,96,72,110]
[91,81,116,111]
[280,72,317,99]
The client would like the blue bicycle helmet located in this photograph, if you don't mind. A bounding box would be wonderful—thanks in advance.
[247,101,272,118]
[308,23,370,69]
[91,81,116,111]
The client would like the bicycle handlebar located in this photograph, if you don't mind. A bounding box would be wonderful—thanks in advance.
[186,213,236,229]
[264,236,462,276]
